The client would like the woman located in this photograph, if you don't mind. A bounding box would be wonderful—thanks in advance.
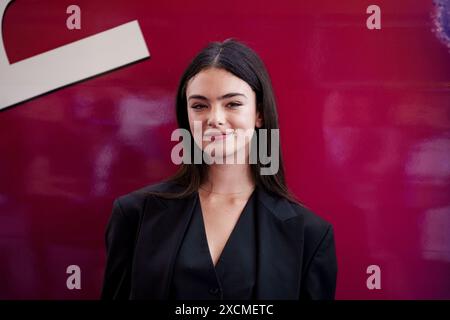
[101,39,337,300]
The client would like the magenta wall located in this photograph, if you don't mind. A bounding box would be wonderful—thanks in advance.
[0,0,449,299]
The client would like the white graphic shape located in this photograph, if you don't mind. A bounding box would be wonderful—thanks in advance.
[0,0,150,110]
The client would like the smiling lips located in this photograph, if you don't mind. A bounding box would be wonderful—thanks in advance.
[207,133,232,141]
[204,130,234,141]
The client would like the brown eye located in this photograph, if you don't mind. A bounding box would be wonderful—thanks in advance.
[227,102,242,108]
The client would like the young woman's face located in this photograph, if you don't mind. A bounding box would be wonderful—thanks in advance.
[186,67,263,162]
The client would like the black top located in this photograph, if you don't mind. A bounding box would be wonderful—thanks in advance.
[169,190,257,300]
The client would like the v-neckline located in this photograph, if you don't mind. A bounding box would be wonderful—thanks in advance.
[197,190,255,270]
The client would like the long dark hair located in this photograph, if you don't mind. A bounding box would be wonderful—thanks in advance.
[150,38,298,204]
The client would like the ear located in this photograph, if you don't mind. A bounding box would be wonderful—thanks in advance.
[255,110,263,128]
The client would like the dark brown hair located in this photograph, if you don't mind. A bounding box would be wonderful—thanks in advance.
[150,38,298,204]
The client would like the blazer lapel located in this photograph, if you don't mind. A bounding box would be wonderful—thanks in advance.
[131,192,198,299]
[254,188,305,299]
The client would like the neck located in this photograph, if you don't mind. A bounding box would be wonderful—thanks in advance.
[201,164,255,194]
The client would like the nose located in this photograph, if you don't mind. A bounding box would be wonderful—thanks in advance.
[207,105,225,127]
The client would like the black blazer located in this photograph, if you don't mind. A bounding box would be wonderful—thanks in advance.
[101,181,337,300]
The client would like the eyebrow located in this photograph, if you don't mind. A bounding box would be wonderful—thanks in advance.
[187,92,247,101]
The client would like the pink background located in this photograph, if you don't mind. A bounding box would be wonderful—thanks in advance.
[1,0,449,299]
